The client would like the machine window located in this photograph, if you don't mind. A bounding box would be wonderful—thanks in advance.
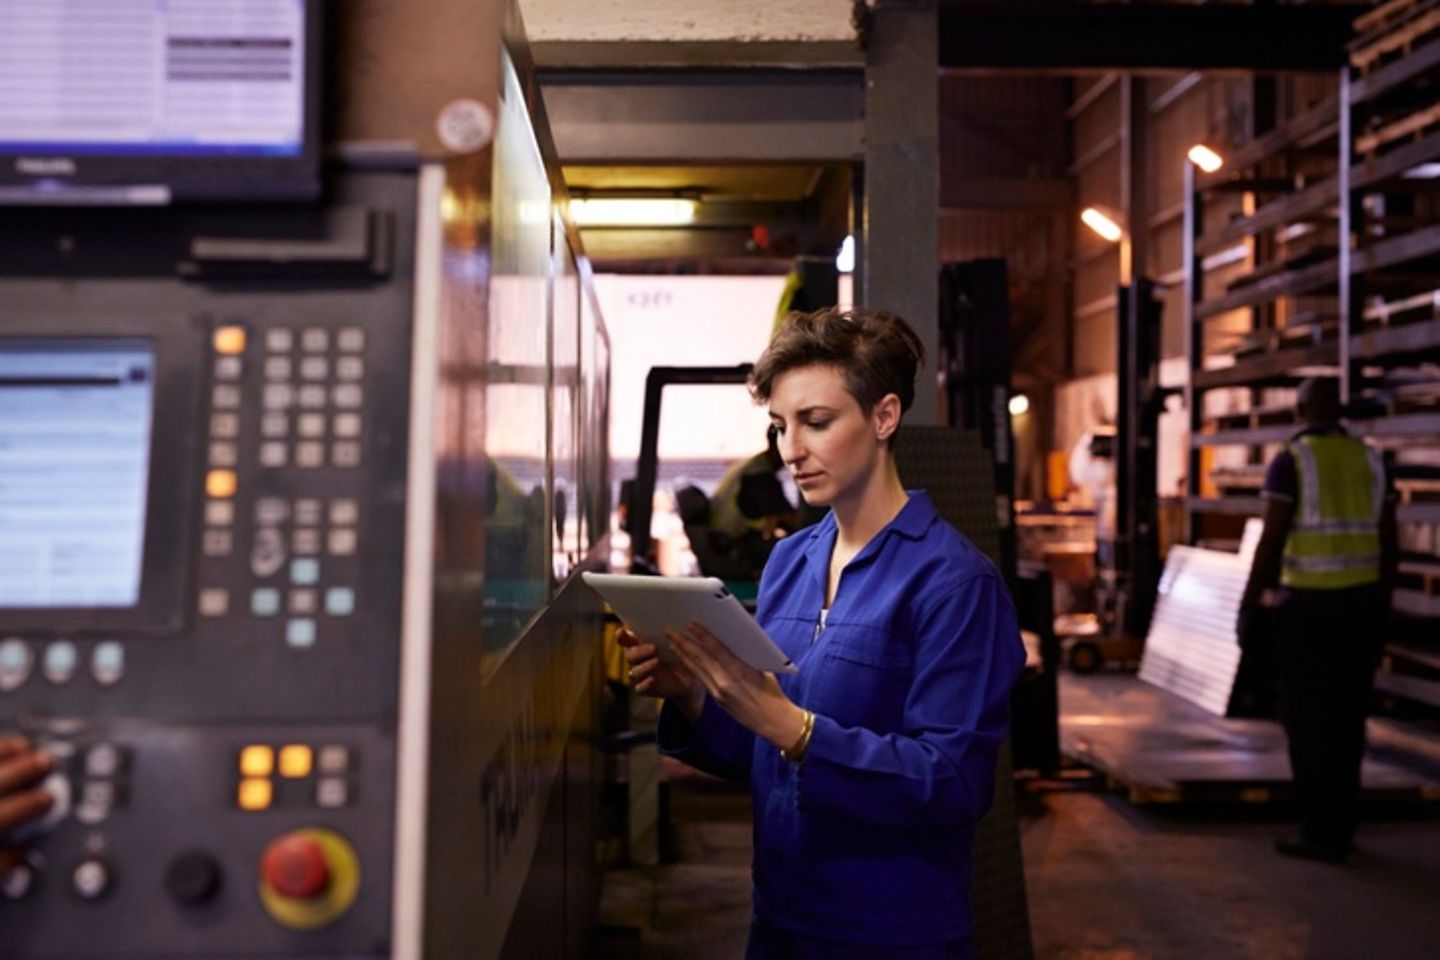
[0,340,156,608]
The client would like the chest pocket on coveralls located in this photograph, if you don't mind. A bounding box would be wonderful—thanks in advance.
[814,622,912,730]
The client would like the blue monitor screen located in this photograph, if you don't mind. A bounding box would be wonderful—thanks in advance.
[0,341,156,608]
[0,0,308,158]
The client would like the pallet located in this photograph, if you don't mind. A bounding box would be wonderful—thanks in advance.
[1362,288,1440,327]
[1357,99,1440,156]
[1351,0,1440,73]
[1398,477,1440,504]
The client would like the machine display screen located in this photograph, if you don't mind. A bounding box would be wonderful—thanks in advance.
[0,340,156,608]
[0,0,308,158]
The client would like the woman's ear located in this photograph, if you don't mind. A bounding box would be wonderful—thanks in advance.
[873,393,902,442]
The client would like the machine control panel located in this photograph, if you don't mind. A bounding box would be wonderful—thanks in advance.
[0,266,412,957]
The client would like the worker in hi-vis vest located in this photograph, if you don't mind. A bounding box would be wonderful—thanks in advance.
[1238,377,1397,863]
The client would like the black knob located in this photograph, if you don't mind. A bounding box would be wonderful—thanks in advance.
[165,852,222,906]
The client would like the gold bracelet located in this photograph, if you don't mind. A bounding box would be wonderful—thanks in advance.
[780,709,815,764]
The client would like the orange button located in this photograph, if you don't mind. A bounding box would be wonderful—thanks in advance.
[213,326,247,355]
[278,745,312,779]
[207,470,237,499]
[240,745,274,778]
[238,778,273,811]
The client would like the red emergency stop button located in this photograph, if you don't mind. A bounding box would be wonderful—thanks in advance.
[261,833,330,900]
[256,828,360,931]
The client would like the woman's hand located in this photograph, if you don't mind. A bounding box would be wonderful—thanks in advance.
[0,737,54,875]
[617,627,706,721]
[667,622,806,751]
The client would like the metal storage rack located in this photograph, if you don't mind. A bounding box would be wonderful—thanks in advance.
[1181,0,1440,710]
[1342,0,1440,708]
[1182,84,1343,539]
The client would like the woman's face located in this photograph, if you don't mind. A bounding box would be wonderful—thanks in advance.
[767,364,885,508]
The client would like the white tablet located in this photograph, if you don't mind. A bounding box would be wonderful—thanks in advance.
[582,572,797,675]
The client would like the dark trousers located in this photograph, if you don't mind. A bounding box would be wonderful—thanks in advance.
[1277,587,1386,850]
[746,914,975,960]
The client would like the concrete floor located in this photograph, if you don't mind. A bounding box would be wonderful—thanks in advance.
[597,682,1440,960]
[597,779,1440,959]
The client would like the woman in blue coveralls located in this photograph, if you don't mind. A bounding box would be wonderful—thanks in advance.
[620,307,1025,959]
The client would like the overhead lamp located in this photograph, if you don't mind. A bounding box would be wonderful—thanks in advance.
[1187,143,1224,173]
[1081,206,1123,243]
[1402,162,1440,179]
[569,197,697,227]
[1008,393,1030,417]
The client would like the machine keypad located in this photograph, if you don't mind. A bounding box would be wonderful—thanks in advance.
[0,638,33,691]
[91,643,125,686]
[43,642,78,685]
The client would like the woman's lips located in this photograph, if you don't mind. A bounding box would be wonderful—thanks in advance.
[794,472,822,485]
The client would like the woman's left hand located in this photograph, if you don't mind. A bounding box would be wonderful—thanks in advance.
[666,622,806,751]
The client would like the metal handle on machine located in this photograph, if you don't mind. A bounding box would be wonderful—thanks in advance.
[180,207,393,280]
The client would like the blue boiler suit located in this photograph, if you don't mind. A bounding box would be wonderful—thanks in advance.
[658,492,1025,951]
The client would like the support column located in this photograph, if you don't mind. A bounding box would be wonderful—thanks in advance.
[862,0,939,424]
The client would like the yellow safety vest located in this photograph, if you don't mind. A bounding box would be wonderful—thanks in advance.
[1281,434,1385,590]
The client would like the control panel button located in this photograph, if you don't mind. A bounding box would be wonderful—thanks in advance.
[292,528,321,556]
[205,500,236,527]
[212,384,241,409]
[166,852,223,906]
[251,588,282,617]
[300,356,329,381]
[261,412,290,438]
[91,642,125,687]
[290,558,320,586]
[297,412,326,438]
[214,355,243,381]
[202,530,233,557]
[209,413,240,439]
[335,356,364,381]
[317,745,349,776]
[288,589,317,615]
[240,745,275,778]
[43,642,78,685]
[85,743,123,779]
[316,778,349,809]
[1,862,34,900]
[329,499,359,525]
[208,441,237,467]
[300,328,330,353]
[251,529,287,578]
[336,327,365,352]
[294,499,322,526]
[261,834,330,900]
[260,442,288,468]
[263,384,294,410]
[333,412,362,438]
[213,326,246,356]
[76,781,116,825]
[206,470,237,499]
[327,529,358,557]
[199,589,230,617]
[296,441,325,468]
[298,385,326,409]
[71,858,113,900]
[10,772,72,842]
[332,384,362,409]
[279,745,313,779]
[257,829,360,930]
[255,498,290,526]
[265,328,294,352]
[324,588,355,617]
[238,778,274,812]
[0,638,33,691]
[264,356,293,381]
[331,441,362,468]
[285,619,317,649]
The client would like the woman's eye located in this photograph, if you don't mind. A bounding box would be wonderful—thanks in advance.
[806,420,831,431]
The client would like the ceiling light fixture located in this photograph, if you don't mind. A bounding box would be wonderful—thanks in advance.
[1081,206,1123,243]
[569,198,698,227]
[1187,144,1224,173]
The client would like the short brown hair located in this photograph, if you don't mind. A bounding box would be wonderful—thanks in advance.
[749,308,926,419]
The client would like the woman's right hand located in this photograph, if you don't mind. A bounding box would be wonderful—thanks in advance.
[617,627,705,721]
